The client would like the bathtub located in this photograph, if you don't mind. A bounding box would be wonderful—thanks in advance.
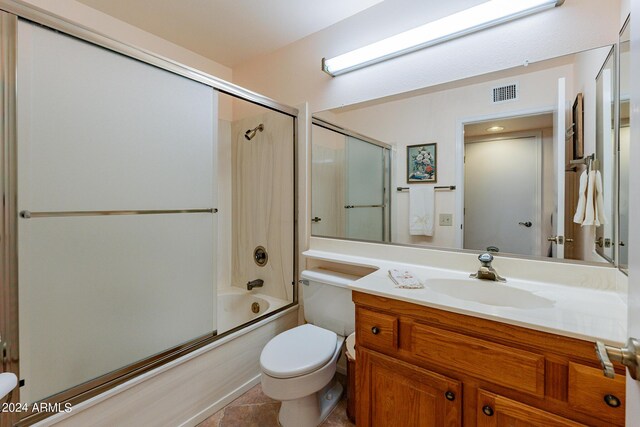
[217,288,290,334]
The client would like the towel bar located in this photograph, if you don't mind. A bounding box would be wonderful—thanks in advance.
[397,185,456,192]
[19,208,217,219]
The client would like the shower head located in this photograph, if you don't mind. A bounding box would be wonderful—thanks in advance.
[244,124,264,140]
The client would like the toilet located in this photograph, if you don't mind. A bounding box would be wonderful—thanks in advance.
[260,268,356,427]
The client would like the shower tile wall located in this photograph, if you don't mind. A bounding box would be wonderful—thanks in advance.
[231,111,294,302]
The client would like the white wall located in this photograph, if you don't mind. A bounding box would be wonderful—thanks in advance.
[621,0,631,23]
[233,0,620,115]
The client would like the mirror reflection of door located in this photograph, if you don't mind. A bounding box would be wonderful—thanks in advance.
[463,115,553,257]
[464,135,541,256]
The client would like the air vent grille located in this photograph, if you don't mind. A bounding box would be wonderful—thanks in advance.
[491,83,519,103]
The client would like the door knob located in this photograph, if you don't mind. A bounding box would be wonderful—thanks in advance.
[547,236,564,244]
[311,216,322,223]
[595,338,640,380]
[518,221,532,227]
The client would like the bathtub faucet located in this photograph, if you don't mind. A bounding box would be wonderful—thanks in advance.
[247,279,264,291]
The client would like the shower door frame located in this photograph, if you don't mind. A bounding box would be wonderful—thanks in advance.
[0,1,299,425]
[311,117,393,242]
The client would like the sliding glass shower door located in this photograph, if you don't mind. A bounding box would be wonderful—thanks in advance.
[16,19,217,407]
[311,119,391,242]
[344,137,390,241]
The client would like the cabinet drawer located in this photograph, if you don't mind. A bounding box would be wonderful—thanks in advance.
[412,323,545,396]
[356,307,398,352]
[477,390,586,427]
[568,362,625,426]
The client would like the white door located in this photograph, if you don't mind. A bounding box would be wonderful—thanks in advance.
[553,77,566,258]
[464,136,541,256]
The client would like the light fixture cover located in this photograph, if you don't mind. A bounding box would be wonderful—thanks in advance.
[322,0,561,76]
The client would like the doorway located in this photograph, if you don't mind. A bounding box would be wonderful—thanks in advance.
[462,113,554,257]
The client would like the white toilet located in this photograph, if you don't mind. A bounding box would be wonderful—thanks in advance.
[260,268,356,427]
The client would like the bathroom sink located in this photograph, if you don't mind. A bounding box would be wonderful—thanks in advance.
[424,278,555,309]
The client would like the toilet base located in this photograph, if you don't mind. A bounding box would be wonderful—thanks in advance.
[278,378,343,427]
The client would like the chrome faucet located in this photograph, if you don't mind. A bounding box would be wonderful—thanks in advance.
[470,253,506,282]
[247,279,264,290]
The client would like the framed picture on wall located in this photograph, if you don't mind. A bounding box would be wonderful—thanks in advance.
[407,143,437,183]
[572,93,584,160]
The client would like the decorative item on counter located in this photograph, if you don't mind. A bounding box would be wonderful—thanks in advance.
[388,269,424,289]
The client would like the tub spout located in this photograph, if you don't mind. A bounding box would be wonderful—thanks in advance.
[247,279,264,290]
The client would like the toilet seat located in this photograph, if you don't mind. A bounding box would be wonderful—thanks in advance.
[260,324,337,379]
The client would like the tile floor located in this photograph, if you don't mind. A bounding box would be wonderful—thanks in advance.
[197,375,354,427]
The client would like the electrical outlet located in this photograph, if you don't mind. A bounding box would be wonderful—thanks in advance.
[439,213,453,226]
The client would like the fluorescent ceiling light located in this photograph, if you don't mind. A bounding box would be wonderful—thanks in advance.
[322,0,563,76]
[486,126,505,132]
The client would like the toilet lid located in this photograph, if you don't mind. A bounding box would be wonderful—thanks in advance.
[260,324,337,379]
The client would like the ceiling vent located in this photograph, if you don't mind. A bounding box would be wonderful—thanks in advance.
[491,83,519,103]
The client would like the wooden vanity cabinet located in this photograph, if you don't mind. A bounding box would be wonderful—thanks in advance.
[357,348,462,426]
[354,291,626,427]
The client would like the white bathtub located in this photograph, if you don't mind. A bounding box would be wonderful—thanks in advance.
[217,289,289,334]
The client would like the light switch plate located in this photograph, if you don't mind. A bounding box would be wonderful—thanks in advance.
[439,213,453,226]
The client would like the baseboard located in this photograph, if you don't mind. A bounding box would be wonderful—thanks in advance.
[178,374,262,427]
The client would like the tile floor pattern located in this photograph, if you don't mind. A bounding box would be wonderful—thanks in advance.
[197,377,354,427]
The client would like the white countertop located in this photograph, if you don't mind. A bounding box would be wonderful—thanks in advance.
[304,249,627,346]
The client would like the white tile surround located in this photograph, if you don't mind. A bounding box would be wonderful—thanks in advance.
[305,237,627,346]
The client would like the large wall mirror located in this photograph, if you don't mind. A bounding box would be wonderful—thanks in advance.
[618,16,630,273]
[312,43,626,267]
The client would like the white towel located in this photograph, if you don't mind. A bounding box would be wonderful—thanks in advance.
[409,186,434,236]
[594,170,607,225]
[582,170,596,226]
[388,269,424,289]
[577,170,607,227]
[573,170,588,224]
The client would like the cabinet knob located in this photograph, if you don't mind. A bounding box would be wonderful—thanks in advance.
[482,405,494,416]
[444,391,455,401]
[371,326,380,335]
[604,394,621,408]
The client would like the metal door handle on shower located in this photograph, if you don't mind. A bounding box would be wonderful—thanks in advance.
[344,204,386,209]
[518,221,532,227]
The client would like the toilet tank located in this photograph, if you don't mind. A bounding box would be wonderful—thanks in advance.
[300,268,357,337]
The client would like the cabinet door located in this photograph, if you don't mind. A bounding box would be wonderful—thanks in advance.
[477,390,586,427]
[357,347,461,427]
